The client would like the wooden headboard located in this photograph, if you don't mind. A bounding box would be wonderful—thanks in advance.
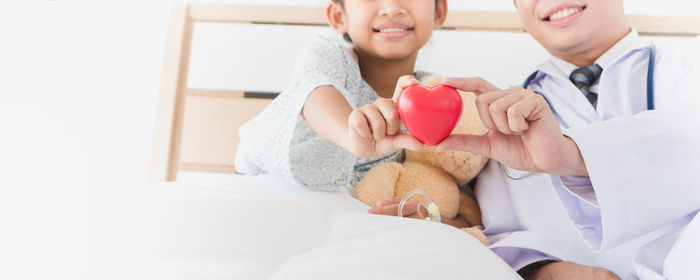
[149,3,700,183]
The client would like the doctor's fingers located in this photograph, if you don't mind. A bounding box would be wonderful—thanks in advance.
[392,75,419,103]
[488,90,531,134]
[506,93,548,133]
[474,88,518,131]
[442,77,501,95]
[435,134,491,158]
[374,98,400,135]
[358,104,388,140]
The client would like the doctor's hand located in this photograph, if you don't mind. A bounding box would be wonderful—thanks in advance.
[347,88,423,158]
[436,77,589,177]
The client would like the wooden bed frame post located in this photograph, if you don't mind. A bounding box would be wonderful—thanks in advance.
[150,3,194,183]
[148,3,700,184]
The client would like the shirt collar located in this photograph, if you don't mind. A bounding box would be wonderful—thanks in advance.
[537,28,650,79]
[595,28,649,69]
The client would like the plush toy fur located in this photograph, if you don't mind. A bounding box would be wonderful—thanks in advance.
[354,75,489,245]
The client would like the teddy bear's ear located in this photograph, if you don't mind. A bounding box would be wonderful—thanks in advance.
[420,75,444,88]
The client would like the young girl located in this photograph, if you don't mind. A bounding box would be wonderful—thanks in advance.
[235,0,447,191]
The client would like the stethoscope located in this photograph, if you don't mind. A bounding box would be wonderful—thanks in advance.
[502,45,656,180]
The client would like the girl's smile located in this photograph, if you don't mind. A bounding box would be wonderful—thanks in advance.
[327,0,446,60]
[373,22,415,40]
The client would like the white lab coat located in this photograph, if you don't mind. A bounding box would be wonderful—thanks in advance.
[477,30,700,279]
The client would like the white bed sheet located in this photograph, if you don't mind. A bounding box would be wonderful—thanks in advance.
[86,173,521,280]
[176,172,369,212]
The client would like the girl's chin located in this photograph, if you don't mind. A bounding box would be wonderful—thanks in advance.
[354,44,417,61]
[373,48,416,60]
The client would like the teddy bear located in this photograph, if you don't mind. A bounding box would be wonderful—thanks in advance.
[353,75,490,245]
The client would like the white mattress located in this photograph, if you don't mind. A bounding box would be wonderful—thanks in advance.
[86,173,520,279]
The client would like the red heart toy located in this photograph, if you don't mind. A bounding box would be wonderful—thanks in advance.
[397,84,462,146]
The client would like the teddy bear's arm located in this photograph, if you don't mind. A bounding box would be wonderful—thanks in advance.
[353,162,403,207]
[460,227,489,246]
[458,192,484,227]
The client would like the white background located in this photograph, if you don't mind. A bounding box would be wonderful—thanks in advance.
[0,0,698,279]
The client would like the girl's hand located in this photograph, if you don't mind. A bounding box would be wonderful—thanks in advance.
[391,75,420,103]
[367,198,428,219]
[346,76,423,158]
[368,198,470,228]
[349,98,400,143]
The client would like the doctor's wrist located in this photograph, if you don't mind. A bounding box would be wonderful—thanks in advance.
[556,136,589,177]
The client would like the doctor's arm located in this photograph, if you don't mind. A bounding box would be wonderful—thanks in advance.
[557,63,700,249]
[559,38,700,250]
[438,46,700,250]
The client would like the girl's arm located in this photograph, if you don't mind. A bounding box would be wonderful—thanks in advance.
[301,85,354,151]
[302,85,422,158]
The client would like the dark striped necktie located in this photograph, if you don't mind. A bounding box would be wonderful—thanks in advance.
[569,64,603,108]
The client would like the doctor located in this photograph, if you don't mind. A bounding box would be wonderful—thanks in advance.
[372,0,700,279]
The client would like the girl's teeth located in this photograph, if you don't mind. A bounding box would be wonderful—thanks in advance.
[379,28,407,33]
[549,7,582,21]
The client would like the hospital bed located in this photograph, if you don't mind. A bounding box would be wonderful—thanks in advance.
[135,4,700,279]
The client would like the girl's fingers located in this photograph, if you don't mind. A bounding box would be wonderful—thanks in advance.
[374,98,400,135]
[348,110,372,138]
[368,199,428,218]
[393,75,419,103]
[390,133,424,152]
[368,202,403,216]
[376,197,402,207]
[360,105,387,141]
[370,133,423,158]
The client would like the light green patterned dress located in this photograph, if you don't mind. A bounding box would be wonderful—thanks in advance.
[235,32,426,191]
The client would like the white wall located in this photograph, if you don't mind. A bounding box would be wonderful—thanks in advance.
[185,0,700,104]
[0,1,697,279]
